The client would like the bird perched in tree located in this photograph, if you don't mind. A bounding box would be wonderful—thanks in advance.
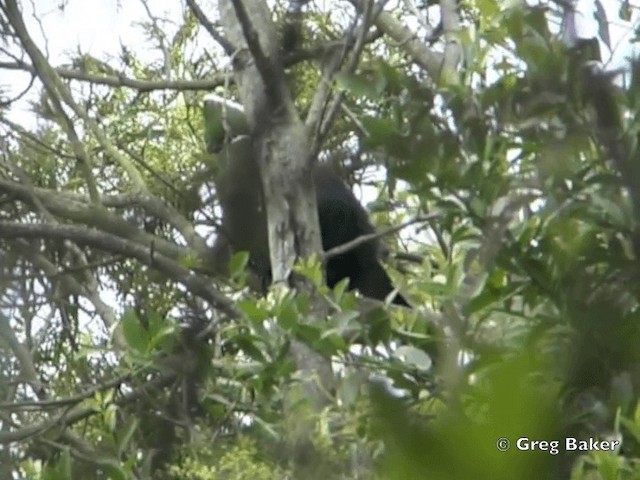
[204,96,409,306]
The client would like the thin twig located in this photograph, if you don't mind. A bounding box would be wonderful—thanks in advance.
[323,213,439,260]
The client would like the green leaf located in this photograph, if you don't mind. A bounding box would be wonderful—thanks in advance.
[293,253,324,288]
[98,459,128,480]
[233,334,267,362]
[339,371,365,408]
[120,308,150,354]
[316,330,348,354]
[277,301,299,330]
[104,404,118,431]
[237,299,270,323]
[376,60,405,95]
[591,193,629,227]
[361,116,405,152]
[331,277,350,302]
[476,0,499,19]
[393,329,434,341]
[335,72,385,100]
[321,311,360,346]
[296,323,323,345]
[116,417,139,456]
[366,308,392,344]
[465,288,499,316]
[394,345,432,372]
[58,448,72,480]
[148,324,176,352]
[145,309,164,337]
[229,251,250,278]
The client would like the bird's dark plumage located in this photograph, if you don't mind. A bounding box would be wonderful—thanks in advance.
[212,136,409,306]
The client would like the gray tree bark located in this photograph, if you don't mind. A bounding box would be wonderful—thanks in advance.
[216,0,335,468]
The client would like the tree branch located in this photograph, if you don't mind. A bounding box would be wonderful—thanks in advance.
[14,239,123,348]
[439,0,462,78]
[229,0,286,109]
[0,221,238,317]
[185,0,235,56]
[4,0,150,196]
[0,372,175,445]
[306,0,382,152]
[0,178,193,262]
[0,312,43,396]
[347,0,444,80]
[323,213,439,260]
[3,0,101,201]
[0,60,226,91]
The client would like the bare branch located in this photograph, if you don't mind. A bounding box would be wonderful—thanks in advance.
[323,213,439,260]
[3,0,101,201]
[0,221,238,317]
[311,0,389,151]
[0,60,226,91]
[347,0,444,79]
[14,239,123,347]
[186,0,235,56]
[4,0,149,196]
[0,373,131,411]
[0,312,43,396]
[0,178,189,261]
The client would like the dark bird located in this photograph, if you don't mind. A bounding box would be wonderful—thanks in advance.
[211,135,409,307]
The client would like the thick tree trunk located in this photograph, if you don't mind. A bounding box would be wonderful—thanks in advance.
[217,0,334,468]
